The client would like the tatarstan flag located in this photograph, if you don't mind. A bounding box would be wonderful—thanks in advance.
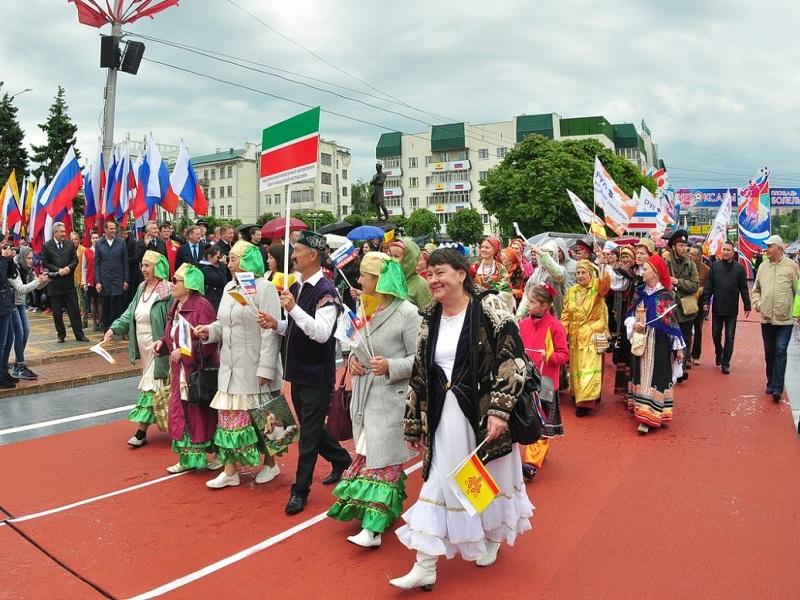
[259,107,320,190]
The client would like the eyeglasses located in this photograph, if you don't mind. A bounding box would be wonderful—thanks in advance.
[171,277,183,285]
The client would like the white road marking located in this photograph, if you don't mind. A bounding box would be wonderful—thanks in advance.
[0,405,135,436]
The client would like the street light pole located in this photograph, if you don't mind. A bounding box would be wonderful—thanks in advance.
[101,21,122,166]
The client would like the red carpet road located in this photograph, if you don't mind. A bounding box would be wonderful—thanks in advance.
[1,314,799,599]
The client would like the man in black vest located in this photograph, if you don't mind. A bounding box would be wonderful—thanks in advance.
[41,222,89,342]
[259,229,350,515]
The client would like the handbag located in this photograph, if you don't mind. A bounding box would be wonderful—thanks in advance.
[152,380,171,433]
[591,331,610,354]
[187,338,218,405]
[327,369,353,441]
[631,331,646,357]
[250,392,300,456]
[509,356,546,445]
[679,293,699,316]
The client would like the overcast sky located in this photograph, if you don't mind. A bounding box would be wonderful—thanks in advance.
[2,0,799,190]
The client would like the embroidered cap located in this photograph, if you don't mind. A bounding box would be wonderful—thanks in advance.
[296,229,327,252]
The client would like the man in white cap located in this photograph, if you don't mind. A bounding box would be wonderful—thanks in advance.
[751,234,799,402]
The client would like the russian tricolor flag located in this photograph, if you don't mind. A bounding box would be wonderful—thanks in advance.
[40,145,83,219]
[171,141,207,216]
[134,133,179,218]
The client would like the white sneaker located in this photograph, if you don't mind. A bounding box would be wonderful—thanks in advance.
[206,457,223,470]
[255,463,280,484]
[166,463,194,474]
[476,541,500,567]
[127,435,147,447]
[347,528,382,548]
[206,471,240,489]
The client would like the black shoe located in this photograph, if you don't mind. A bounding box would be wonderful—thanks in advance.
[522,464,538,481]
[322,464,349,486]
[721,365,730,374]
[575,406,589,417]
[0,379,15,389]
[773,392,782,403]
[715,356,722,367]
[76,335,90,342]
[6,372,19,383]
[285,494,307,515]
[57,337,66,343]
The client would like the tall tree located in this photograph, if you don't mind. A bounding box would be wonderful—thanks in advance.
[406,208,440,237]
[0,93,30,183]
[446,207,484,246]
[349,179,372,217]
[30,86,80,180]
[479,134,655,238]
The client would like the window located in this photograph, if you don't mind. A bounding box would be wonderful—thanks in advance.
[386,178,400,188]
[408,157,418,168]
[227,186,232,197]
[321,191,332,204]
[483,213,489,224]
[478,148,489,160]
[388,198,402,207]
[210,188,216,199]
[342,187,348,197]
[275,193,281,204]
[440,152,450,162]
[479,171,488,181]
[342,206,349,215]
[218,168,224,179]
[321,172,332,185]
[227,166,233,178]
[409,177,419,188]
[265,195,271,205]
[203,169,209,180]
[342,169,348,180]
[425,176,433,186]
[211,204,216,217]
[410,197,419,208]
[321,153,332,166]
[497,147,507,158]
[425,156,433,165]
[210,168,216,180]
[385,157,401,168]
[219,186,224,198]
[458,150,469,160]
[228,205,233,217]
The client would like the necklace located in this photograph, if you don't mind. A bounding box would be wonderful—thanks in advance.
[478,261,496,277]
[141,281,158,303]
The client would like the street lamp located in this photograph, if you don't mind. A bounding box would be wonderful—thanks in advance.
[309,212,323,230]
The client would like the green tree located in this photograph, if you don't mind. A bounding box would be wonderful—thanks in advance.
[406,208,440,238]
[293,209,336,230]
[350,179,372,216]
[0,92,29,182]
[30,86,80,180]
[479,134,655,239]
[446,208,484,246]
[344,213,364,226]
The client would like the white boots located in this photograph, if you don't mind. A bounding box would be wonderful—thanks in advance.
[389,552,438,591]
[476,541,500,567]
[347,528,382,548]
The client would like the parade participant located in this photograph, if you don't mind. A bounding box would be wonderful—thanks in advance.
[701,241,751,374]
[666,229,699,380]
[516,240,566,318]
[198,245,226,312]
[472,237,510,295]
[510,238,534,278]
[610,245,635,395]
[561,258,611,416]
[195,241,283,488]
[573,239,592,263]
[751,235,799,402]
[95,220,129,333]
[501,247,525,305]
[0,246,15,388]
[386,238,432,309]
[390,249,533,590]
[153,263,220,473]
[688,244,710,365]
[258,230,351,514]
[135,221,167,264]
[42,222,89,343]
[82,232,101,331]
[175,225,204,271]
[9,247,48,380]
[518,282,568,480]
[625,254,685,434]
[328,252,420,548]
[104,251,172,447]
[70,232,88,328]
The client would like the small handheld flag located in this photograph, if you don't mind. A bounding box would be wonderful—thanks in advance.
[235,272,257,295]
[228,290,260,316]
[177,314,193,356]
[331,241,359,270]
[446,440,499,516]
[89,342,116,364]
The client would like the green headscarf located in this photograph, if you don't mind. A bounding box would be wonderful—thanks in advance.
[230,240,265,278]
[142,250,169,281]
[175,263,205,295]
[376,258,408,300]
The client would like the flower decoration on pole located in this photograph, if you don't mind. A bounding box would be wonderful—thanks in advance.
[68,0,181,28]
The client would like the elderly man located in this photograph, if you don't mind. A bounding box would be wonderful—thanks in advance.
[175,225,204,271]
[688,243,710,365]
[259,230,351,516]
[751,235,799,402]
[42,223,89,343]
[666,229,699,380]
[701,241,751,374]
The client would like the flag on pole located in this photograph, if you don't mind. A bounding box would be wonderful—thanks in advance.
[177,314,193,356]
[330,240,359,269]
[1,170,22,234]
[83,143,104,244]
[446,443,500,516]
[360,294,382,321]
[134,133,179,217]
[39,145,83,219]
[334,309,361,349]
[259,107,320,190]
[30,174,47,253]
[593,157,636,236]
[115,141,136,227]
[171,141,208,216]
[566,189,606,237]
[627,188,660,231]
[704,191,733,258]
[383,229,395,245]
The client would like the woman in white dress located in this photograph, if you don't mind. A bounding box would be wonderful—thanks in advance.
[390,248,534,591]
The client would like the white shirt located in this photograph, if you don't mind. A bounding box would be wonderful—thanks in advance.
[276,267,337,343]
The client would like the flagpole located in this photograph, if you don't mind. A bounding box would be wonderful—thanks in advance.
[283,183,291,279]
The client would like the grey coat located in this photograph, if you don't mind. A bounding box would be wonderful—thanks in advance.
[206,277,284,395]
[349,298,420,469]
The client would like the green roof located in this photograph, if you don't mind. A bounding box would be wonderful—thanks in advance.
[376,132,402,159]
[431,122,465,152]
[612,124,641,149]
[516,114,554,141]
[191,148,245,165]
[560,116,615,141]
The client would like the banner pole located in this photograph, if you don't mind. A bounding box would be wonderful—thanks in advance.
[283,183,291,280]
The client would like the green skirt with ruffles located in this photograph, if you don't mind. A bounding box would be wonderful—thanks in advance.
[171,431,215,469]
[327,454,407,534]
[127,390,156,424]
[213,409,261,466]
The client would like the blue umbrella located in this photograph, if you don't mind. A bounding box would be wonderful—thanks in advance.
[346,225,386,241]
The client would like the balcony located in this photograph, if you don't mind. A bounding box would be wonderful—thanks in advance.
[382,167,402,178]
[383,187,403,198]
[430,181,472,193]
[428,160,471,173]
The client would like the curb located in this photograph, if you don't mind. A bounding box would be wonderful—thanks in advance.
[0,363,140,400]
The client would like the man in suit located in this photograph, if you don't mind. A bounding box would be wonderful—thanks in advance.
[216,224,234,258]
[196,219,209,245]
[175,225,204,272]
[41,222,89,343]
[95,220,129,331]
[135,220,167,264]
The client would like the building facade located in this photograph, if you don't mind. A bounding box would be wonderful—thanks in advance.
[192,144,259,222]
[375,113,662,234]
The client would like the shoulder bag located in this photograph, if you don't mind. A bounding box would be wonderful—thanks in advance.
[509,355,546,445]
[326,368,353,441]
[188,338,218,405]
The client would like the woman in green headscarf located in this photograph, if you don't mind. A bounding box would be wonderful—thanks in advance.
[327,252,421,548]
[195,241,284,489]
[104,250,172,447]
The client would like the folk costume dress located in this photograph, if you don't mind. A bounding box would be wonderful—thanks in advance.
[205,242,283,467]
[560,263,611,408]
[328,255,420,534]
[396,291,533,561]
[625,282,685,428]
[111,253,172,427]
